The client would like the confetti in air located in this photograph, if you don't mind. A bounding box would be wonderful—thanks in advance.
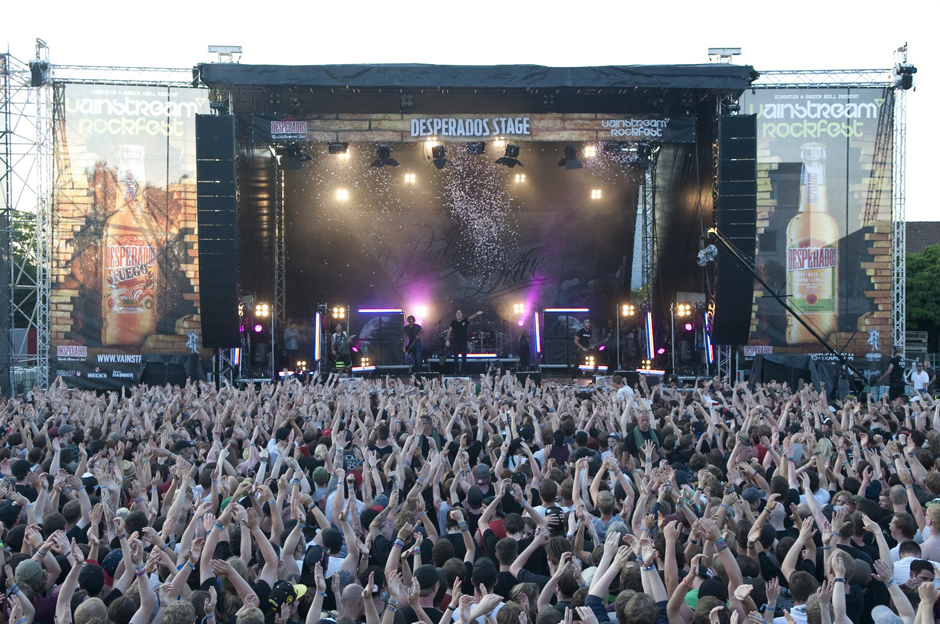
[438,143,517,275]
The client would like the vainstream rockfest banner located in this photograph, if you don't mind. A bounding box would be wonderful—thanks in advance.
[52,85,211,389]
[739,88,894,368]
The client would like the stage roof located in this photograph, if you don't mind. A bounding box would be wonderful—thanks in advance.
[199,62,758,91]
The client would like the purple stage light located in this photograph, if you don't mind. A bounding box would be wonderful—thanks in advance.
[684,323,693,331]
[254,324,263,333]
[657,347,665,355]
[352,346,359,352]
[598,345,605,351]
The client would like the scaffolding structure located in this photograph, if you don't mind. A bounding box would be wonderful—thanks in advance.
[722,53,910,373]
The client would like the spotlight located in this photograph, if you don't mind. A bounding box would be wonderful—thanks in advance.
[254,303,269,317]
[656,348,666,355]
[371,145,399,167]
[336,189,349,200]
[432,145,449,169]
[466,142,486,154]
[621,304,635,317]
[676,303,692,317]
[513,304,524,314]
[332,306,346,319]
[361,356,370,366]
[254,324,263,333]
[684,323,694,332]
[641,359,652,370]
[286,143,310,162]
[495,143,523,168]
[403,173,416,183]
[696,244,718,267]
[515,173,526,183]
[584,144,597,158]
[591,189,602,200]
[558,145,582,170]
[328,142,349,155]
[493,137,506,148]
[585,355,596,366]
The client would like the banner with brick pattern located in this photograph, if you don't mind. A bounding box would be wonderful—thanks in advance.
[51,84,211,389]
[738,88,894,371]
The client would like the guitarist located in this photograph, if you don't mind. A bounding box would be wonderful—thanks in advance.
[330,323,352,370]
[574,319,596,366]
[403,315,424,373]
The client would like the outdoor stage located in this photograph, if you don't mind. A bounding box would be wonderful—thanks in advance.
[0,44,914,393]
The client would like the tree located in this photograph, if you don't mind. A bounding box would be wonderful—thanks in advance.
[907,244,940,352]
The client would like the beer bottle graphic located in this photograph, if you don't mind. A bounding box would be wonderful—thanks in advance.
[785,143,839,345]
[102,146,157,346]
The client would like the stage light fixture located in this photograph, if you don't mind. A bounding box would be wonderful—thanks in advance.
[432,145,450,170]
[495,143,523,168]
[513,304,524,314]
[286,142,310,162]
[684,322,694,332]
[515,174,526,183]
[622,304,635,317]
[466,142,486,154]
[400,93,415,112]
[591,189,602,199]
[254,303,269,317]
[426,137,439,148]
[584,144,597,158]
[403,173,416,183]
[371,145,399,167]
[253,324,263,333]
[641,358,652,370]
[558,145,583,170]
[696,244,718,266]
[585,355,596,367]
[336,189,349,200]
[329,142,349,156]
[493,137,506,148]
[676,302,692,317]
[361,356,370,366]
[332,306,346,319]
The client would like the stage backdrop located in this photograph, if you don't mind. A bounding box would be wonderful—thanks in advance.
[283,140,641,353]
[51,84,210,388]
[739,88,894,369]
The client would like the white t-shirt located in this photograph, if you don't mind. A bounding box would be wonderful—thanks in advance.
[453,601,504,624]
[909,370,930,391]
[892,556,940,587]
[799,489,831,507]
[616,385,635,404]
[774,604,807,624]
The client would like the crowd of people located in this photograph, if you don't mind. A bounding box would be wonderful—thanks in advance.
[0,371,939,624]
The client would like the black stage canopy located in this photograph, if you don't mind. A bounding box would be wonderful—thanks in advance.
[199,62,757,92]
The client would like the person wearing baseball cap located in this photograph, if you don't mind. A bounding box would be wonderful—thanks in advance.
[399,565,446,624]
[266,579,307,616]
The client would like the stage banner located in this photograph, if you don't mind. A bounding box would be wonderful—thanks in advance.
[738,88,894,368]
[52,84,211,389]
[252,113,696,144]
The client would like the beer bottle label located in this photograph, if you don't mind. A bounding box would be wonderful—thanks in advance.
[105,234,156,313]
[787,237,837,313]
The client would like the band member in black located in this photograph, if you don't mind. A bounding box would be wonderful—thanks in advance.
[446,309,482,373]
[403,315,424,373]
[330,323,352,369]
[574,319,594,356]
[519,329,531,371]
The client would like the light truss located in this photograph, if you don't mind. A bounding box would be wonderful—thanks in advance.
[49,65,193,87]
[752,68,894,89]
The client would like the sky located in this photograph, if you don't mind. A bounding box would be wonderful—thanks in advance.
[4,0,937,220]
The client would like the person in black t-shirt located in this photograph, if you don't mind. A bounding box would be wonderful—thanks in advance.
[574,319,594,358]
[879,346,907,401]
[446,310,482,373]
[404,315,425,373]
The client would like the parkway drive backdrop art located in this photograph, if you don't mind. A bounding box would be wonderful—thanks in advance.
[51,84,210,388]
[739,88,894,364]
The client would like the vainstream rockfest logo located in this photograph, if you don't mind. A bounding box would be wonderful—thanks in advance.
[749,94,884,139]
[65,91,203,137]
